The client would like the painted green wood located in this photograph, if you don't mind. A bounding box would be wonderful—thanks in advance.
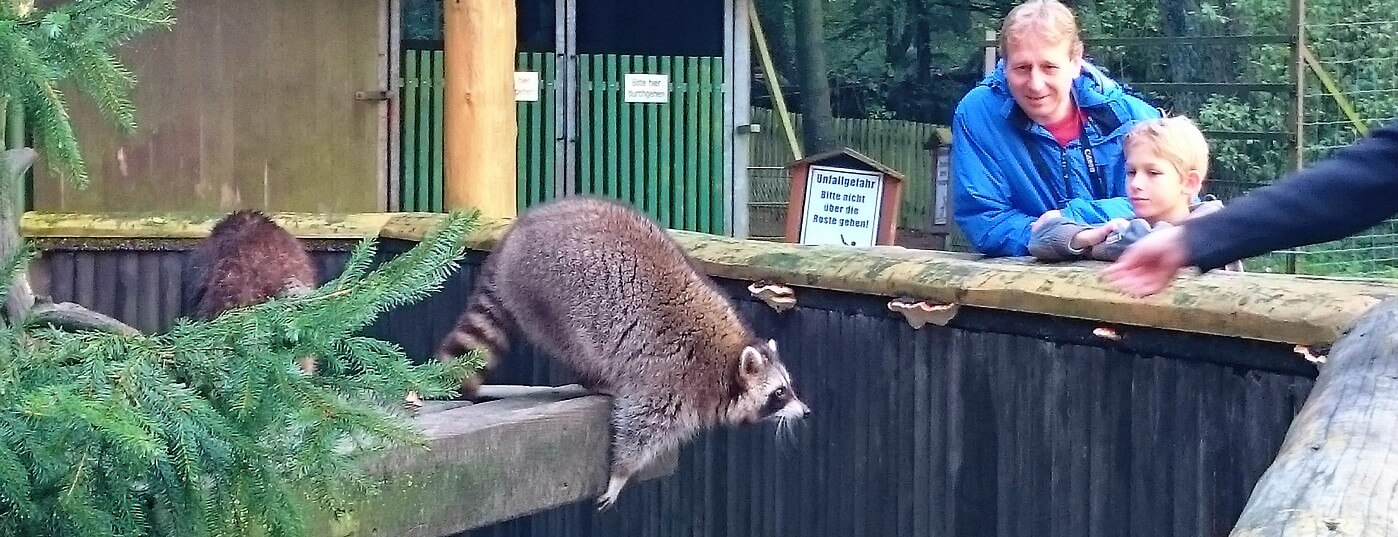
[696,58,712,233]
[529,53,545,208]
[689,55,701,231]
[579,55,593,196]
[402,52,420,211]
[542,54,557,204]
[399,50,727,231]
[603,56,617,197]
[684,58,700,231]
[631,57,648,214]
[646,56,660,218]
[670,58,687,229]
[709,56,726,232]
[431,51,445,212]
[658,56,673,226]
[592,56,605,196]
[619,55,633,205]
[415,51,433,211]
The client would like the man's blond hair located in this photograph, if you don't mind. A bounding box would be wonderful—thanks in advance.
[1124,116,1211,179]
[999,0,1084,59]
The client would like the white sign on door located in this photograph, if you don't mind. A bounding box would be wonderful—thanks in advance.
[515,71,540,102]
[624,74,669,103]
[798,165,883,247]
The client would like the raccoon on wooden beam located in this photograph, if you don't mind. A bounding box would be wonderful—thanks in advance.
[433,196,812,510]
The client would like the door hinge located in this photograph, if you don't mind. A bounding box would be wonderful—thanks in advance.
[355,90,396,101]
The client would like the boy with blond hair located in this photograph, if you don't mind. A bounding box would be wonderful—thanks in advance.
[1029,116,1242,270]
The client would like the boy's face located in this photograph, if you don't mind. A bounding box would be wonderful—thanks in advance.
[1126,147,1202,223]
[1004,33,1083,126]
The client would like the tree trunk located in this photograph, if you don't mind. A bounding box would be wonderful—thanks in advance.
[791,0,836,154]
[1157,0,1205,114]
[756,0,795,87]
[1,144,37,324]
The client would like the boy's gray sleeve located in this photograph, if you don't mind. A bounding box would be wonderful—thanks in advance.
[1089,219,1160,261]
[1028,217,1090,261]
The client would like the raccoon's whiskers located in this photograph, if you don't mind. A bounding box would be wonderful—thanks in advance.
[773,415,798,450]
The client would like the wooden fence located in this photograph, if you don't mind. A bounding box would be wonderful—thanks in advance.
[747,107,943,233]
[400,48,727,234]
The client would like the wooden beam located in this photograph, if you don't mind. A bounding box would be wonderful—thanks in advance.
[443,0,518,218]
[317,391,677,536]
[19,212,1398,348]
[748,1,801,161]
[1301,45,1369,137]
[1230,298,1398,536]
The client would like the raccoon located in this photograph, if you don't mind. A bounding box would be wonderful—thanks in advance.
[433,196,811,510]
[184,210,319,372]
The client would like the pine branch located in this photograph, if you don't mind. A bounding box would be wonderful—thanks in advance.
[1,0,174,186]
[0,211,483,537]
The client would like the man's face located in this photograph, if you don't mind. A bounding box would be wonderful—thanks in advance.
[1004,33,1082,125]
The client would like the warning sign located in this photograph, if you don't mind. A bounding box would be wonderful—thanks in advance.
[798,165,884,247]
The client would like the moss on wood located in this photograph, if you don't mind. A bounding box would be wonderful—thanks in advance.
[22,211,1398,347]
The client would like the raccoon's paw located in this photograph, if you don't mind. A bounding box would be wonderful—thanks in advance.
[595,492,617,512]
[595,473,629,512]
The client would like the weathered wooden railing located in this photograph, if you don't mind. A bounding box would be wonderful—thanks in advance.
[20,211,1398,536]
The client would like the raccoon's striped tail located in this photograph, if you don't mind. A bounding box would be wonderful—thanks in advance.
[434,288,512,399]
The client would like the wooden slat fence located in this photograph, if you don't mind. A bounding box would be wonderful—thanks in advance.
[748,107,942,233]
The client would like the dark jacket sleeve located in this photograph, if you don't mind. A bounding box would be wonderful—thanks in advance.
[1183,121,1398,271]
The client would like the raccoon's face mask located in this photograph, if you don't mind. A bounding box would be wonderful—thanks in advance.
[730,339,810,425]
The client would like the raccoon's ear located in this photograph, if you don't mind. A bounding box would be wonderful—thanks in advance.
[740,345,766,378]
[767,339,778,353]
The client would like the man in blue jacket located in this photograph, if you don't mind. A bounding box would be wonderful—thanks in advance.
[951,0,1161,257]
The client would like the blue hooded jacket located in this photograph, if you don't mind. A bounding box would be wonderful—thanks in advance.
[950,60,1161,257]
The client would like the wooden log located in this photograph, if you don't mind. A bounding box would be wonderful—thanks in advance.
[26,298,141,336]
[442,0,517,218]
[1230,297,1398,536]
[317,394,676,537]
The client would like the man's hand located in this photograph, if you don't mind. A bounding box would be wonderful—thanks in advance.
[1101,225,1190,296]
[1032,210,1063,231]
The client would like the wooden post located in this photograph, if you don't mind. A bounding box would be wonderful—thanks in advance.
[1289,0,1305,171]
[443,0,517,218]
[1230,297,1398,536]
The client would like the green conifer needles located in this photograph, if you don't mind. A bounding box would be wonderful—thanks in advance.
[0,0,177,186]
[0,210,485,537]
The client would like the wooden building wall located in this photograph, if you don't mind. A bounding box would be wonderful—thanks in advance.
[32,0,389,213]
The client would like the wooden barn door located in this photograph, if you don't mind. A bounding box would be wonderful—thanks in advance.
[33,0,392,213]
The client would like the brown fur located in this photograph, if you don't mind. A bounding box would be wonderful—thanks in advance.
[433,196,809,509]
[185,210,318,372]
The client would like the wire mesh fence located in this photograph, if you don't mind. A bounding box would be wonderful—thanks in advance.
[1295,15,1398,277]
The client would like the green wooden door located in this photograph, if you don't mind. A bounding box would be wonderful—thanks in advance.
[398,51,727,234]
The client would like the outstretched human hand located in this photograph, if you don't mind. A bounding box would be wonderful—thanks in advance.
[1101,225,1190,297]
